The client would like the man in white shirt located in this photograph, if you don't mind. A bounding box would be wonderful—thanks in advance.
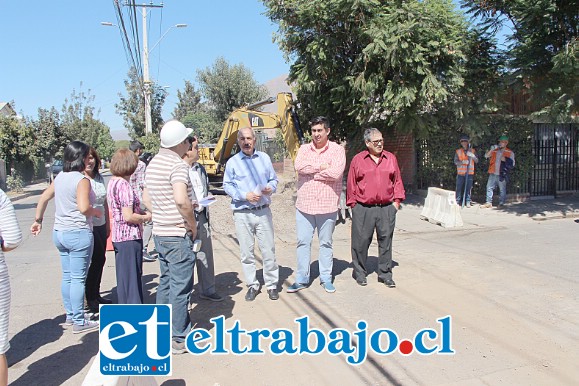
[183,137,223,302]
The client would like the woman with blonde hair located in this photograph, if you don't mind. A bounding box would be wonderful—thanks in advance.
[107,148,151,304]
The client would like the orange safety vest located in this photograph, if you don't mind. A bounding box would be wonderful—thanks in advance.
[456,148,475,175]
[487,148,513,174]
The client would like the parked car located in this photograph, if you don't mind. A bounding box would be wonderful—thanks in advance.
[51,160,63,179]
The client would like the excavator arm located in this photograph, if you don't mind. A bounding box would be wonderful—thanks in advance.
[210,92,304,175]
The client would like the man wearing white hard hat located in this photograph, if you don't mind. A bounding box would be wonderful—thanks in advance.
[142,119,197,354]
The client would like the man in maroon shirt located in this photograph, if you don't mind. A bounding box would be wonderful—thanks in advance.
[346,128,405,287]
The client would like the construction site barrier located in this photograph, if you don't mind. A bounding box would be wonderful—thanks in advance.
[420,187,463,228]
[82,356,158,386]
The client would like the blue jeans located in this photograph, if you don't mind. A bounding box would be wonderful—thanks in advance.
[456,174,474,206]
[295,210,337,284]
[486,174,507,204]
[53,229,93,325]
[153,235,195,343]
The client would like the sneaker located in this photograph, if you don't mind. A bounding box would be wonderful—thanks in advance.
[172,340,187,355]
[286,282,308,293]
[481,203,492,208]
[72,320,99,334]
[320,282,336,293]
[497,203,505,209]
[65,313,96,326]
[466,202,472,208]
[143,251,158,262]
[199,292,224,302]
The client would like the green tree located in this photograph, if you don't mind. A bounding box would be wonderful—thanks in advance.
[115,140,130,149]
[95,122,116,160]
[196,57,269,121]
[27,107,68,161]
[181,107,222,142]
[460,0,578,121]
[60,86,115,157]
[0,116,34,170]
[116,67,168,138]
[173,80,202,121]
[138,133,160,155]
[263,0,474,138]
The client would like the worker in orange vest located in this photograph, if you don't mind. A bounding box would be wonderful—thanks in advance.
[482,135,515,208]
[454,134,478,207]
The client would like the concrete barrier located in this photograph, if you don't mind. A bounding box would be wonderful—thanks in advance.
[82,356,159,386]
[420,187,463,228]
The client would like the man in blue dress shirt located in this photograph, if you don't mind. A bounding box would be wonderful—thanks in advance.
[223,127,280,302]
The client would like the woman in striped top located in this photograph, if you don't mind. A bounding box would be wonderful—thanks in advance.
[0,188,23,386]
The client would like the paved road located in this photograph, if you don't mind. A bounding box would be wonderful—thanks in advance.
[4,190,579,385]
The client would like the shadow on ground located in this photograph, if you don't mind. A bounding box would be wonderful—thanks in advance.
[10,330,98,386]
[7,316,64,369]
[189,271,243,330]
[305,257,351,285]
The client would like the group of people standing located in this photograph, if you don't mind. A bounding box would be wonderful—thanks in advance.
[23,115,409,354]
[223,116,406,305]
[454,134,516,208]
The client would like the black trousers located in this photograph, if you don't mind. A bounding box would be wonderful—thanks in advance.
[85,224,107,301]
[350,203,397,281]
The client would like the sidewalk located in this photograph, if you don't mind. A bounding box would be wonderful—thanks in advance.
[403,192,579,222]
[6,180,50,202]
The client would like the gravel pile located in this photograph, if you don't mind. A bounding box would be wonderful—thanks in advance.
[208,174,298,244]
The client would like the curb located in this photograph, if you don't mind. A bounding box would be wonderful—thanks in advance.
[531,212,579,221]
[7,190,38,202]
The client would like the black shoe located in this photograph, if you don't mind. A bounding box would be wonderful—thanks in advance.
[86,299,100,313]
[378,278,396,288]
[245,287,259,301]
[97,296,112,304]
[356,278,368,286]
[267,288,279,300]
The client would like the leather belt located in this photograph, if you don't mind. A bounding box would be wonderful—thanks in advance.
[234,204,269,212]
[357,202,392,208]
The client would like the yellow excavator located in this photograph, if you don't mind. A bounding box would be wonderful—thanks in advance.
[198,92,305,185]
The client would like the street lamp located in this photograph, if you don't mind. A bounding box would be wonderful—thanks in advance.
[101,20,187,134]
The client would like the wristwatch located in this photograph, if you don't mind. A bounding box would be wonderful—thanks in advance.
[35,218,43,224]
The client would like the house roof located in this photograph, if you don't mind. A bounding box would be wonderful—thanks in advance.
[0,102,16,117]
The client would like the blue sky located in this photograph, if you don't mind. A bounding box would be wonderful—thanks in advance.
[0,1,290,139]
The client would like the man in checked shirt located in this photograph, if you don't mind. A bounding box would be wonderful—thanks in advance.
[287,116,346,294]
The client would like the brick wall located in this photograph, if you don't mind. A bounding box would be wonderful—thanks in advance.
[383,129,416,190]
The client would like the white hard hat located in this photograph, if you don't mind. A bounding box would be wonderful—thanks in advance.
[160,120,193,148]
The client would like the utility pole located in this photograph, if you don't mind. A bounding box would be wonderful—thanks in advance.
[127,2,163,135]
[142,7,152,135]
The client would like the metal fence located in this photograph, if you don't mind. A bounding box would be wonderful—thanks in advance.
[531,123,579,196]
